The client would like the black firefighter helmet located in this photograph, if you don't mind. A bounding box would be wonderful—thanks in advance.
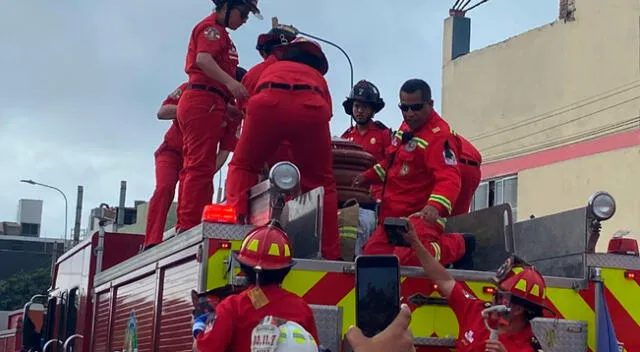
[256,27,298,55]
[342,80,385,115]
[212,0,262,20]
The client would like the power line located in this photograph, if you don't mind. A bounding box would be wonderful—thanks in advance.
[469,79,640,142]
[481,95,640,152]
[484,116,640,162]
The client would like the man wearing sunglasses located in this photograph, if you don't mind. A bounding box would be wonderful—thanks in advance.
[403,222,547,352]
[356,79,462,256]
[175,0,260,235]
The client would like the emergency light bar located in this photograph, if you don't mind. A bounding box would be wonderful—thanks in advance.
[202,204,237,224]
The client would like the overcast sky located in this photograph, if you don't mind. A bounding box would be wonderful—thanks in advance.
[0,0,558,239]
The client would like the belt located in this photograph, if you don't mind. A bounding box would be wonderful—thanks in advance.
[459,158,480,167]
[257,82,323,94]
[186,84,229,102]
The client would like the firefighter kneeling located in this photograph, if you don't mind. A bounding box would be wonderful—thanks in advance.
[193,223,320,352]
[404,221,547,352]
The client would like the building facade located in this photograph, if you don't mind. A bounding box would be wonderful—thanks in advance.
[441,0,640,250]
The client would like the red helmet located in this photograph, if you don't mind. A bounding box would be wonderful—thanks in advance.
[271,37,329,75]
[498,266,548,307]
[233,225,295,270]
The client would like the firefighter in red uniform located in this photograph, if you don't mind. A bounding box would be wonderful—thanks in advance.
[340,80,392,203]
[144,83,187,250]
[144,68,247,251]
[404,223,546,351]
[176,0,260,233]
[355,79,462,256]
[225,37,341,260]
[194,223,320,352]
[450,133,482,216]
[224,27,298,208]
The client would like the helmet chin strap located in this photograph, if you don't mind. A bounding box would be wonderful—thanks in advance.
[224,4,233,27]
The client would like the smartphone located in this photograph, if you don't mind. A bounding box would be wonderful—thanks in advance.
[355,255,401,338]
[384,217,412,247]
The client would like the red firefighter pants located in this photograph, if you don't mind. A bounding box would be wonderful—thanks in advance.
[144,144,182,247]
[226,90,341,260]
[452,163,481,216]
[176,90,226,231]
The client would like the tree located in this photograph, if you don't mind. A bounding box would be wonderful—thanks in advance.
[0,267,51,310]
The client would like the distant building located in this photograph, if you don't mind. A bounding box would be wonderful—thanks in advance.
[441,0,639,250]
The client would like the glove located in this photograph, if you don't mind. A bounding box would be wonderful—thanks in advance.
[192,313,210,338]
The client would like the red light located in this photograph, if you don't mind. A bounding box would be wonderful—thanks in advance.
[432,283,439,290]
[219,241,232,250]
[202,204,237,224]
[624,271,636,280]
[483,286,496,294]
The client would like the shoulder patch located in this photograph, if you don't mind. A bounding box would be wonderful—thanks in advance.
[203,26,221,41]
[443,140,458,166]
[168,87,183,100]
[373,120,389,130]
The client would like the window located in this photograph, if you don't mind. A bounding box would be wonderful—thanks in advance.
[471,175,518,220]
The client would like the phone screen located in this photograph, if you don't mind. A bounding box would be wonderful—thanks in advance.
[356,256,400,338]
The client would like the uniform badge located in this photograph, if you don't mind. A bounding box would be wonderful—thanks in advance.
[168,88,182,100]
[399,162,410,176]
[405,140,417,152]
[203,26,221,41]
[392,138,399,146]
[443,148,457,166]
[370,137,376,144]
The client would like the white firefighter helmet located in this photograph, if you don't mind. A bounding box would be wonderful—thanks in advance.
[251,316,318,352]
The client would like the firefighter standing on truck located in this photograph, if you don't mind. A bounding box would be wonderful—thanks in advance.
[175,0,260,234]
[225,26,298,208]
[403,223,546,352]
[193,224,320,351]
[355,79,462,256]
[225,37,341,260]
[143,67,247,251]
[340,79,392,203]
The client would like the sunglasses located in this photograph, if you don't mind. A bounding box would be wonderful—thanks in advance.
[236,6,251,19]
[398,102,427,112]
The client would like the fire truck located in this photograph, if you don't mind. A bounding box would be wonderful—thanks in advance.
[3,145,639,352]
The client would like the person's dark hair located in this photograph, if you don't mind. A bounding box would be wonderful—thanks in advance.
[280,48,325,74]
[240,263,291,286]
[400,79,432,101]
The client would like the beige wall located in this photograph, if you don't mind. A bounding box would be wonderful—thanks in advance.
[517,147,640,251]
[441,0,640,163]
[119,202,177,234]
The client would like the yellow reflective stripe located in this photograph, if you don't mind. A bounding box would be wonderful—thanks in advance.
[339,226,358,239]
[411,137,428,149]
[602,268,640,325]
[247,239,260,252]
[544,286,596,351]
[430,242,441,261]
[373,164,386,181]
[450,128,457,136]
[395,130,404,138]
[436,218,447,229]
[268,243,280,256]
[429,194,453,214]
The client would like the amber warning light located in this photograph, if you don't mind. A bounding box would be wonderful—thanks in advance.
[202,204,237,224]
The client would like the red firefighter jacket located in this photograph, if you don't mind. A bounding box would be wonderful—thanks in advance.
[362,111,462,224]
